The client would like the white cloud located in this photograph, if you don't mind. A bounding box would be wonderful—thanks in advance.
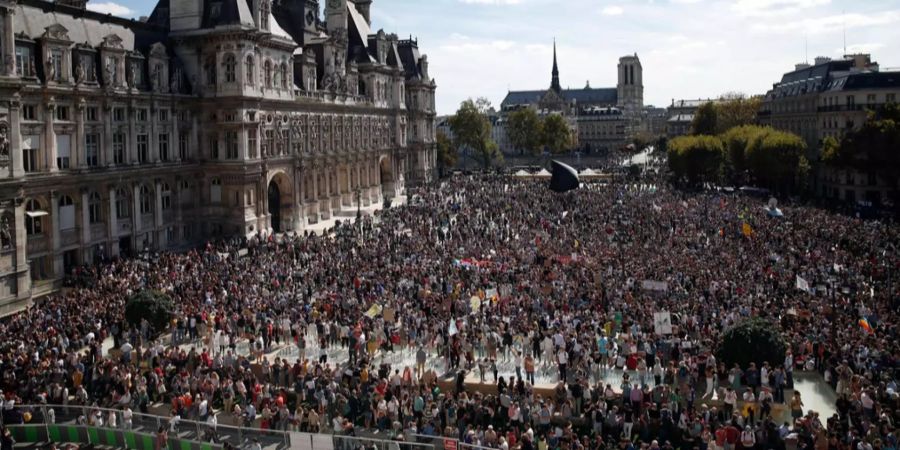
[86,1,134,16]
[835,43,885,55]
[752,10,900,34]
[733,0,830,17]
[458,0,521,4]
[601,5,625,16]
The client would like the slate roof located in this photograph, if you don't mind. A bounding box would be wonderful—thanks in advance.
[397,41,422,80]
[14,1,137,49]
[827,71,900,91]
[502,87,617,107]
[769,60,854,98]
[200,0,255,29]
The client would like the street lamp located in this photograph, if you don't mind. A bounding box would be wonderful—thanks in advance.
[355,187,362,222]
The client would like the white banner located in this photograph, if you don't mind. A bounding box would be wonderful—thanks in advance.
[642,280,668,292]
[653,312,673,335]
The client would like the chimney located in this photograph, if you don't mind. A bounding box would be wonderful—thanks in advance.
[795,63,811,71]
[814,56,831,66]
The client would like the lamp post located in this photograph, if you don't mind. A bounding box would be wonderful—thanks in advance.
[355,187,362,222]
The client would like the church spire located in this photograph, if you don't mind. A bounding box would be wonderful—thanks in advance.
[551,39,561,93]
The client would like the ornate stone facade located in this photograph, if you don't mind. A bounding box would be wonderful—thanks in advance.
[0,0,437,313]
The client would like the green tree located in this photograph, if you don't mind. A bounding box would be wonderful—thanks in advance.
[691,102,719,136]
[831,104,900,209]
[721,125,767,184]
[820,135,843,165]
[746,129,807,194]
[124,290,174,335]
[506,108,544,155]
[716,318,787,370]
[541,114,573,154]
[667,135,725,185]
[449,98,501,169]
[435,130,457,178]
[715,93,762,134]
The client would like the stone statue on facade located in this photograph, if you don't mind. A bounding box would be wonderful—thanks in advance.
[0,125,9,168]
[105,61,115,87]
[45,56,55,83]
[170,72,180,94]
[0,216,11,250]
[151,65,160,92]
[74,63,84,84]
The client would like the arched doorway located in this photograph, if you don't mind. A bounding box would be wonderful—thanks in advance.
[268,180,282,233]
[379,155,395,201]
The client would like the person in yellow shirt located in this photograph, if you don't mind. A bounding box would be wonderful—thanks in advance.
[72,369,83,389]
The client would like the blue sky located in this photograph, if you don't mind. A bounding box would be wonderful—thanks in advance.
[91,0,900,115]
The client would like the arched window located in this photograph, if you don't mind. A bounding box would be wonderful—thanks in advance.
[205,56,217,85]
[245,55,255,85]
[115,188,130,219]
[25,199,44,236]
[264,60,273,89]
[281,63,289,89]
[139,185,153,215]
[224,54,236,83]
[88,192,103,224]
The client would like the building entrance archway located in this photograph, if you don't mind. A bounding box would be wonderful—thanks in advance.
[268,181,282,233]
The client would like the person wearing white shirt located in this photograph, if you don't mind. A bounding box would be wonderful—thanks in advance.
[123,407,133,430]
[557,348,568,382]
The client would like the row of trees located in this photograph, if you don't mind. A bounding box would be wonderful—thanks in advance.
[505,107,574,155]
[667,94,809,193]
[439,98,576,172]
[669,125,809,192]
[821,104,900,206]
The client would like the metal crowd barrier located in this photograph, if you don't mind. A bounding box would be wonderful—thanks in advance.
[1,404,438,450]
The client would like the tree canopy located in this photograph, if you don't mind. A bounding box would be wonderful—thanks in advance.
[716,318,787,370]
[669,124,808,193]
[449,98,502,169]
[667,135,725,185]
[124,290,174,334]
[691,94,762,136]
[506,108,544,156]
[691,102,719,136]
[746,128,808,193]
[716,94,763,134]
[821,104,900,208]
[435,130,457,177]
[541,114,574,154]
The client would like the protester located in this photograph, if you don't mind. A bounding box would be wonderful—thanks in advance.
[0,172,897,450]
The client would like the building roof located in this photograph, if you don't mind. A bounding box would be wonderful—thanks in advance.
[769,59,854,98]
[668,114,694,123]
[201,0,255,29]
[501,87,617,107]
[827,71,900,91]
[397,40,422,80]
[14,1,137,49]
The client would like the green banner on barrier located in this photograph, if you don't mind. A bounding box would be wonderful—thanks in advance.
[6,424,222,450]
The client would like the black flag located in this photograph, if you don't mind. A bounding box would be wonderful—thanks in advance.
[549,160,580,193]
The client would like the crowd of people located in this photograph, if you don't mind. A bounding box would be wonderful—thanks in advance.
[1,171,898,450]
